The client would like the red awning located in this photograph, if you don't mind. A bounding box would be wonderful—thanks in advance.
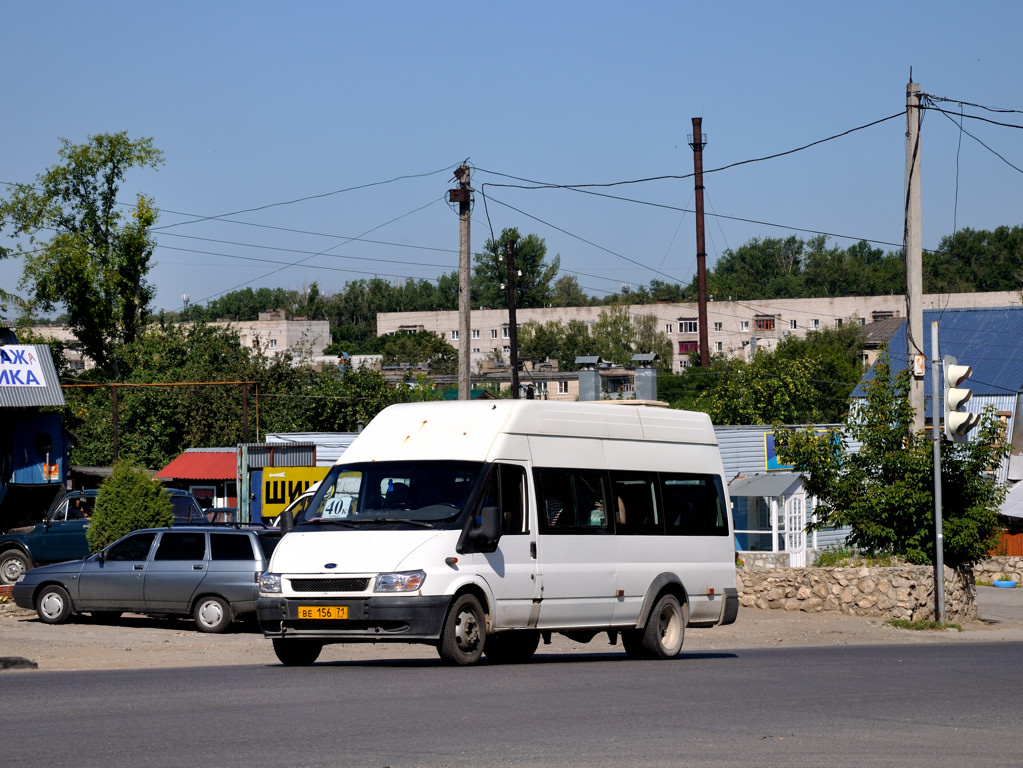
[155,450,236,480]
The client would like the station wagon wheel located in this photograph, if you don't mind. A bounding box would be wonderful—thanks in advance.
[438,593,486,665]
[272,638,322,666]
[0,550,31,586]
[37,584,73,624]
[640,594,686,660]
[193,596,231,633]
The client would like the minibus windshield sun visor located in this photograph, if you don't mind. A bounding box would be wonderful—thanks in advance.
[296,460,485,526]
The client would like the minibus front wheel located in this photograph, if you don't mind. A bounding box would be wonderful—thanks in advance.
[438,593,486,665]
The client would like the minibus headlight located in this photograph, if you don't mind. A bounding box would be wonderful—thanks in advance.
[374,570,426,593]
[259,572,282,594]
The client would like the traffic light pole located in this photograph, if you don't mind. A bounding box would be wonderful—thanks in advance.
[930,321,945,624]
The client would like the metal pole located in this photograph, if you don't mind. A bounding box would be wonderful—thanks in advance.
[506,238,520,399]
[690,118,710,368]
[931,320,945,623]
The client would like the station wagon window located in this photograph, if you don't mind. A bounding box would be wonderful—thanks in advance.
[210,533,256,561]
[662,473,729,536]
[105,532,156,561]
[154,532,206,561]
[535,468,610,532]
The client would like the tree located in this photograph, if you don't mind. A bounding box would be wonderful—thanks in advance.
[379,331,457,375]
[774,349,1008,567]
[588,304,672,368]
[87,460,173,553]
[473,228,560,309]
[517,318,595,369]
[550,275,591,307]
[0,133,165,376]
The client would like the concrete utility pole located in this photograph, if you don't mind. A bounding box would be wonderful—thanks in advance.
[449,165,472,399]
[505,238,520,398]
[690,118,710,367]
[906,80,925,431]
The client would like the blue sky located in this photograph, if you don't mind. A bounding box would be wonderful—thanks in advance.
[2,1,1021,316]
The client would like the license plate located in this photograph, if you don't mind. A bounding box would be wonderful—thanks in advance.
[298,605,348,620]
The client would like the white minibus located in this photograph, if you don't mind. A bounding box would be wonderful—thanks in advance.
[257,400,737,665]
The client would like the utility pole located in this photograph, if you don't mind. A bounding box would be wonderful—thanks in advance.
[449,165,472,399]
[906,79,925,431]
[505,237,520,398]
[690,118,710,367]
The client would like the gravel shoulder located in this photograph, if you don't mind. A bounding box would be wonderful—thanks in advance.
[3,587,1023,672]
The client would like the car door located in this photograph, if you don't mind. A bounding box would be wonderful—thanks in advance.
[77,532,157,610]
[143,531,209,612]
[33,497,94,564]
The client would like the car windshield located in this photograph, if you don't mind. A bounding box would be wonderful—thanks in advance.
[296,461,483,527]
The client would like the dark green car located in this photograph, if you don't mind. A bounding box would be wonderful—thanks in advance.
[0,488,207,585]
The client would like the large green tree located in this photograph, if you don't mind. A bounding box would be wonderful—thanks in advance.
[774,349,1008,567]
[0,132,164,375]
[473,228,560,309]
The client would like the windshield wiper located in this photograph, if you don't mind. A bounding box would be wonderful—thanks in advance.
[356,517,435,528]
[299,518,359,528]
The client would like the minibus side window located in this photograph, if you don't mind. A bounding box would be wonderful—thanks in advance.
[535,468,610,534]
[662,473,729,536]
[477,464,528,534]
[610,471,662,536]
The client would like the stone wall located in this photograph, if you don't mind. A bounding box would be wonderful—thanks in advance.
[973,556,1023,583]
[736,565,976,623]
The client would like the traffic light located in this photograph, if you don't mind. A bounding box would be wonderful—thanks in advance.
[943,355,981,442]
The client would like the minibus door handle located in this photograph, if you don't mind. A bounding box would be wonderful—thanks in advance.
[530,541,537,559]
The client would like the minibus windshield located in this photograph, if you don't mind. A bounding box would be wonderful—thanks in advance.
[296,461,484,526]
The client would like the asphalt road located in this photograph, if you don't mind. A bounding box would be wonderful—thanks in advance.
[2,640,1022,768]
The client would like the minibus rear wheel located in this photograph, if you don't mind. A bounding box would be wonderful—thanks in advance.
[641,593,686,659]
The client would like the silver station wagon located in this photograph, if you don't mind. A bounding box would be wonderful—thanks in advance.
[12,526,280,633]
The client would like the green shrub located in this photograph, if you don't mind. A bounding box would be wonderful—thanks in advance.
[86,460,173,553]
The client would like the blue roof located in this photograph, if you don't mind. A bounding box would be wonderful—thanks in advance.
[854,307,1023,414]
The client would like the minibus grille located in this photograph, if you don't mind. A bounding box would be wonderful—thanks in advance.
[290,577,370,593]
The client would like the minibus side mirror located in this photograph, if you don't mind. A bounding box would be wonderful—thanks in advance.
[280,508,294,533]
[458,505,501,554]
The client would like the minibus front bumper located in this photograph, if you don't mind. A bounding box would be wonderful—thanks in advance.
[257,595,450,642]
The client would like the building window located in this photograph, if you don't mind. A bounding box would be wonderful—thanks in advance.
[679,359,690,370]
[859,318,866,326]
[679,320,698,334]
[502,327,510,339]
[714,341,723,352]
[789,319,798,330]
[872,310,894,321]
[754,317,775,332]
[557,381,569,394]
[740,321,750,332]
[835,318,843,327]
[810,319,820,329]
[490,329,498,339]
[471,329,479,339]
[503,346,510,355]
[450,330,459,340]
[665,324,674,334]
[678,341,698,355]
[268,338,277,349]
[713,322,723,332]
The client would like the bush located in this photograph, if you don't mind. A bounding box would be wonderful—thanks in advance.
[86,460,173,553]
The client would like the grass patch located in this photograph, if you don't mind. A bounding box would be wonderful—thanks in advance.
[812,545,900,568]
[886,618,962,632]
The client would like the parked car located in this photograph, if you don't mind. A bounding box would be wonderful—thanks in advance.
[12,525,281,632]
[0,488,208,586]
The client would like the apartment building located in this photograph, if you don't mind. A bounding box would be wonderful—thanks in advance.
[376,291,1022,372]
